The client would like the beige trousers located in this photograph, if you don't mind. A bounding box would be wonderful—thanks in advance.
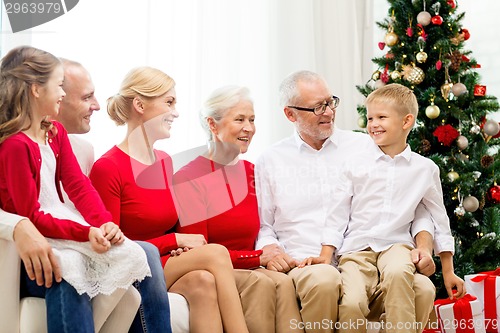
[287,264,342,333]
[338,244,435,333]
[234,268,304,333]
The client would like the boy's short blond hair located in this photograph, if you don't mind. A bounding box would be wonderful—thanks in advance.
[365,83,418,118]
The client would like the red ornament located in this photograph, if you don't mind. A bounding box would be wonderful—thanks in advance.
[378,42,386,50]
[447,0,456,9]
[431,15,443,25]
[462,55,470,62]
[489,185,500,204]
[433,124,460,146]
[436,60,442,70]
[461,28,470,40]
[406,27,414,37]
[474,84,487,97]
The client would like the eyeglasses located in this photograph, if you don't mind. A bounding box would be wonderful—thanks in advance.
[287,95,340,116]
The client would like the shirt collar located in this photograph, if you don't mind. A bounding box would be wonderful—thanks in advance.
[370,141,412,162]
[292,128,337,151]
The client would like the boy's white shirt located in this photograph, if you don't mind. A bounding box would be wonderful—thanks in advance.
[321,141,454,257]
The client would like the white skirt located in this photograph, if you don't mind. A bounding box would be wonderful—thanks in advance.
[49,237,151,299]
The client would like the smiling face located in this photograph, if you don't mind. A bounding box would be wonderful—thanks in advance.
[36,64,66,118]
[142,88,179,140]
[211,99,255,154]
[58,64,100,134]
[366,102,414,157]
[285,78,335,150]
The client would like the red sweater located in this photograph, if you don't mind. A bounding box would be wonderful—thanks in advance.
[174,156,262,269]
[90,146,179,264]
[0,122,111,241]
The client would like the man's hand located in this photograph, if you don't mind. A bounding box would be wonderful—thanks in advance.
[411,248,436,276]
[13,219,62,288]
[413,230,436,276]
[266,253,299,273]
[259,244,283,267]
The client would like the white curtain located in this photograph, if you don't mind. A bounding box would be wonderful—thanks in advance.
[1,0,374,161]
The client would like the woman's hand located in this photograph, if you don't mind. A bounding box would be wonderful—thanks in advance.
[89,227,111,253]
[170,247,190,257]
[100,222,125,245]
[175,233,207,249]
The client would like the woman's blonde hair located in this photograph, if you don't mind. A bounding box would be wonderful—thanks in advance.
[107,66,175,125]
[0,46,60,143]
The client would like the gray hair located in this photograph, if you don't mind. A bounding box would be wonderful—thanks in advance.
[279,70,327,108]
[200,85,252,141]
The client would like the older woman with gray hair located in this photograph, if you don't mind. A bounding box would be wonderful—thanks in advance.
[173,85,303,333]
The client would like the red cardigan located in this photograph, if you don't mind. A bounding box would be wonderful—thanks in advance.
[174,156,262,269]
[0,122,111,241]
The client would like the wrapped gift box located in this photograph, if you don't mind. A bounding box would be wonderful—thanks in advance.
[435,294,486,333]
[465,268,500,333]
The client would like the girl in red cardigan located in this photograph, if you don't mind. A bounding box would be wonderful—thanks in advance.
[0,46,149,332]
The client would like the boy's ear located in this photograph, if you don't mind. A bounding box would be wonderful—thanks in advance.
[403,114,415,130]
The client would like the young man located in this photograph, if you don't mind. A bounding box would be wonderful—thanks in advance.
[310,83,465,333]
[255,72,437,333]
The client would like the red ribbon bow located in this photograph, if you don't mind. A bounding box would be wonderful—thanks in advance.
[470,268,500,332]
[435,294,478,333]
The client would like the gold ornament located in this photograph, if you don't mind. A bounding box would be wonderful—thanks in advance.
[425,104,440,119]
[440,82,453,101]
[372,71,381,81]
[390,71,401,80]
[447,171,460,182]
[358,116,367,128]
[483,119,500,136]
[416,51,428,63]
[384,32,399,46]
[402,64,425,85]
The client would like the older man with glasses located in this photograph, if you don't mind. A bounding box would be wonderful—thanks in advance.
[254,70,436,333]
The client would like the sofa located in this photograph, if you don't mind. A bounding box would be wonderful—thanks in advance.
[0,239,190,333]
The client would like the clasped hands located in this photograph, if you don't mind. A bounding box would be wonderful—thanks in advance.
[170,233,207,257]
[89,222,125,253]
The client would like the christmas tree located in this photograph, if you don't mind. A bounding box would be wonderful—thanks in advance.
[356,0,500,297]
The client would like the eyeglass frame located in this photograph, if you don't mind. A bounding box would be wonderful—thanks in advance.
[287,95,340,116]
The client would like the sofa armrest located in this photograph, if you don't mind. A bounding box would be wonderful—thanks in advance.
[0,239,21,333]
[169,292,190,333]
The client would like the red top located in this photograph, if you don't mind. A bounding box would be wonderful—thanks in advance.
[173,156,262,269]
[90,146,179,265]
[0,121,111,241]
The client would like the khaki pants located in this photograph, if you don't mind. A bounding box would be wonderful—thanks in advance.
[235,268,304,333]
[338,244,435,333]
[287,264,342,333]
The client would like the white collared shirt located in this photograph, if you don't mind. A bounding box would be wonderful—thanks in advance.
[255,128,375,261]
[322,141,454,256]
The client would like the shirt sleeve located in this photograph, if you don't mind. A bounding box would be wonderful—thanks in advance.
[254,156,282,250]
[0,137,90,241]
[322,168,351,250]
[411,203,435,239]
[90,156,179,256]
[0,209,24,241]
[423,165,455,254]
